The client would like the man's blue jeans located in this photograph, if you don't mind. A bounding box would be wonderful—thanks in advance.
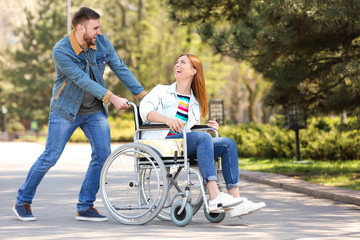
[16,110,111,212]
[166,132,240,190]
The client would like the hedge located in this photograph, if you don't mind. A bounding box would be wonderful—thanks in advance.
[68,114,360,160]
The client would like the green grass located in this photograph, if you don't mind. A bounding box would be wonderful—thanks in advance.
[239,158,360,191]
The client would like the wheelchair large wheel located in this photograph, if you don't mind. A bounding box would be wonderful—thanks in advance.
[100,143,168,225]
[141,167,203,221]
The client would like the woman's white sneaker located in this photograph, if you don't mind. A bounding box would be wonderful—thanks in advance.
[228,197,266,218]
[208,192,243,213]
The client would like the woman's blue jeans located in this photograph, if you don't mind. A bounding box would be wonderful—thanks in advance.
[166,132,240,190]
[16,110,111,212]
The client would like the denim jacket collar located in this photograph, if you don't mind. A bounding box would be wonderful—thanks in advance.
[69,30,97,55]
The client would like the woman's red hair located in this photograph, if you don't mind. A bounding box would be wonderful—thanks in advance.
[180,53,208,118]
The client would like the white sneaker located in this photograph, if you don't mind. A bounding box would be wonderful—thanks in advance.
[228,197,266,218]
[208,192,243,213]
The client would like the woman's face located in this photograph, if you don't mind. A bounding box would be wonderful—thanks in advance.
[174,55,196,81]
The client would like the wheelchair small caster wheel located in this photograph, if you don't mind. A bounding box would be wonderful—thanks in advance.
[204,205,226,223]
[171,200,193,227]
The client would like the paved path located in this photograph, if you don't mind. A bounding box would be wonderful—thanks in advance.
[0,142,359,239]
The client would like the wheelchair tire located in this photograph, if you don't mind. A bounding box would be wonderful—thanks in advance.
[100,143,168,225]
[204,205,226,223]
[171,200,193,227]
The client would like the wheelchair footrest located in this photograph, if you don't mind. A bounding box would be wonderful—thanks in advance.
[208,203,234,213]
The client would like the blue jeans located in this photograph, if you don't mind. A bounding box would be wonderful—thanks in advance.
[16,110,111,212]
[166,132,240,190]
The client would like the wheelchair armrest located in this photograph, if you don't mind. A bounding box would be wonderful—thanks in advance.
[138,124,218,138]
[140,124,210,130]
[190,125,210,130]
[139,124,169,130]
[190,125,219,138]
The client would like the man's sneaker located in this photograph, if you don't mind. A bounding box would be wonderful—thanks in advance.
[208,192,243,213]
[13,203,36,221]
[76,206,108,222]
[228,197,266,218]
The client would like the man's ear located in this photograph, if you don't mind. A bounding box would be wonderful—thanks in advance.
[77,24,86,34]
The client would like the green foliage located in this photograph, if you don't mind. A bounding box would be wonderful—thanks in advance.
[74,0,234,105]
[221,116,360,160]
[222,123,294,159]
[60,112,360,161]
[1,0,254,130]
[68,116,135,143]
[167,0,360,117]
[1,0,67,127]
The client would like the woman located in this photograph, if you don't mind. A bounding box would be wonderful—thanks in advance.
[140,53,266,217]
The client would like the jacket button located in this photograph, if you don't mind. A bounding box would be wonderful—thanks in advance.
[68,117,71,119]
[103,60,105,64]
[76,100,79,103]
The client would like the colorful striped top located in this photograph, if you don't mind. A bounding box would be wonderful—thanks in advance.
[167,94,190,136]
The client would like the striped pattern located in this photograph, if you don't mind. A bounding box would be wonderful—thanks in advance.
[167,94,190,136]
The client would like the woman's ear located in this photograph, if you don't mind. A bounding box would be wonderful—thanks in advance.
[192,68,197,76]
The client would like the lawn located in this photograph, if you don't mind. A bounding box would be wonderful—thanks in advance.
[238,158,360,191]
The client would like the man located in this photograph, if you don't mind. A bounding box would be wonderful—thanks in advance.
[13,7,146,222]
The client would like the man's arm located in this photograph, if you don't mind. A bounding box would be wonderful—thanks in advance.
[104,36,147,101]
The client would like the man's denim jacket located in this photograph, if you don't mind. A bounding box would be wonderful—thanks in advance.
[51,30,146,121]
[139,82,200,140]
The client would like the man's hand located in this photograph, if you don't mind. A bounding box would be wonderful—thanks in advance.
[109,95,130,110]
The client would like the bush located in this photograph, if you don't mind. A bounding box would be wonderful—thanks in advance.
[68,115,135,143]
[221,116,360,160]
[222,123,294,159]
[53,113,360,160]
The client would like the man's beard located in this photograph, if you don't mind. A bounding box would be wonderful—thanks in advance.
[83,33,96,46]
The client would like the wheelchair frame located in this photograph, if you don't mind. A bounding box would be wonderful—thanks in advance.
[100,102,225,226]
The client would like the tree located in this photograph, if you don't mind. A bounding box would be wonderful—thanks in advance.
[1,0,268,129]
[75,0,250,122]
[167,0,360,118]
[3,0,67,128]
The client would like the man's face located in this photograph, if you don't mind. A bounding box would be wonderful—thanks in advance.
[82,19,101,46]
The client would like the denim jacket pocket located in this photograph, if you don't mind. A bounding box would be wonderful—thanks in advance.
[96,54,110,75]
[55,82,67,100]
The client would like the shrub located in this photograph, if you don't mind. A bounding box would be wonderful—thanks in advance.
[51,113,360,161]
[68,116,135,143]
[221,116,360,160]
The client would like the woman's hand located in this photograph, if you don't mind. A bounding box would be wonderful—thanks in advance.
[146,111,183,133]
[164,117,184,133]
[208,118,219,131]
[207,118,219,135]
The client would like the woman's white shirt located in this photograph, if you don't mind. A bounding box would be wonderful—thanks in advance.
[139,82,200,140]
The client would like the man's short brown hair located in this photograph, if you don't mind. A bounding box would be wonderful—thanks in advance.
[72,7,100,28]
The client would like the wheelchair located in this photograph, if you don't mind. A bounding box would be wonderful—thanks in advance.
[100,102,226,226]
